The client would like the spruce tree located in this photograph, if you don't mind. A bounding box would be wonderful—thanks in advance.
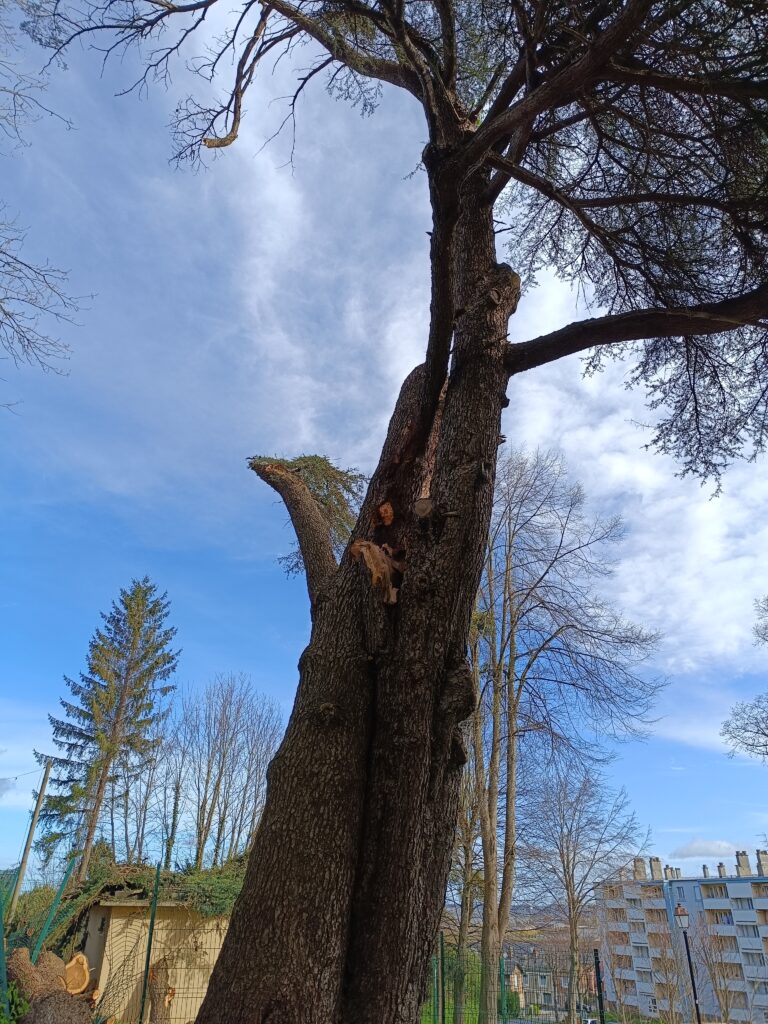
[36,576,179,880]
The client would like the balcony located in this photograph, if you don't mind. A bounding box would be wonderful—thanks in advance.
[642,897,666,910]
[734,909,759,923]
[632,957,652,970]
[737,936,763,950]
[742,964,768,979]
[703,898,734,911]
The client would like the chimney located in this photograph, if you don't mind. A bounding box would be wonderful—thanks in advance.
[634,857,648,881]
[717,863,727,878]
[664,866,674,880]
[702,865,710,878]
[649,857,663,881]
[736,851,752,877]
[757,850,768,877]
[677,868,683,879]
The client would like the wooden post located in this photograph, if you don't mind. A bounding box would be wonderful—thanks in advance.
[8,759,52,921]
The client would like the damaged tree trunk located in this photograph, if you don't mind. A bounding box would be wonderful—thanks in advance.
[196,153,520,1024]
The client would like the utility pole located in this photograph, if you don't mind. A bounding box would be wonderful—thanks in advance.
[8,759,52,920]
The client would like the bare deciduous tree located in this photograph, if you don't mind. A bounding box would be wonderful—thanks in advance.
[521,761,647,1024]
[0,2,75,387]
[691,917,750,1024]
[176,674,282,870]
[468,449,659,1023]
[21,0,768,1017]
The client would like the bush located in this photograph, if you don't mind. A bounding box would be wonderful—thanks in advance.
[0,981,30,1024]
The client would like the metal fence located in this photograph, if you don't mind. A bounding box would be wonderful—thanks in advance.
[421,944,601,1024]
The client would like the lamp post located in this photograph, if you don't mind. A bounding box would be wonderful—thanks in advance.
[674,903,702,1024]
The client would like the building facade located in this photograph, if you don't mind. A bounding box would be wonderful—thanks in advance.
[600,851,768,1024]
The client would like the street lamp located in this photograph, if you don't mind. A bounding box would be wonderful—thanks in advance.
[674,904,702,1024]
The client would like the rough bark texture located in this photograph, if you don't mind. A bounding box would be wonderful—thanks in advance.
[195,153,520,1024]
[19,992,92,1024]
[8,948,67,1003]
[250,461,337,606]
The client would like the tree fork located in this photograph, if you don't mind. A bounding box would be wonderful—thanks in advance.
[196,361,443,1024]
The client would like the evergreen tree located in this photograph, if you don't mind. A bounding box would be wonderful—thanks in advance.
[35,576,179,880]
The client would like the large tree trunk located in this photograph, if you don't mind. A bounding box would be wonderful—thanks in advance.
[195,157,520,1024]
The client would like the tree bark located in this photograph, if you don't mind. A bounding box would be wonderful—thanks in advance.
[163,778,182,870]
[195,156,520,1024]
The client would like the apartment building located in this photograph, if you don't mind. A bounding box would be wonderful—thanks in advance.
[600,851,768,1023]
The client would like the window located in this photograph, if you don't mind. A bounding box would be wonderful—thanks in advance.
[752,982,768,995]
[703,883,728,899]
[628,897,642,909]
[677,887,685,901]
[737,924,760,938]
[694,885,703,903]
[745,952,767,966]
[539,974,547,986]
[734,897,755,910]
[649,998,658,1014]
[637,971,653,984]
[708,910,734,925]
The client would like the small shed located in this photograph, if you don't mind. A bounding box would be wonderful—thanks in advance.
[83,898,228,1023]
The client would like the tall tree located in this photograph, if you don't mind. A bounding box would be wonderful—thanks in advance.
[24,0,768,1019]
[521,760,647,1024]
[467,449,659,1024]
[35,576,179,880]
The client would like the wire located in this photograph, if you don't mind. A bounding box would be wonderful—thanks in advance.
[0,766,44,783]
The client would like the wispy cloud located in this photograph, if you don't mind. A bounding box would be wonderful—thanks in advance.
[670,839,738,859]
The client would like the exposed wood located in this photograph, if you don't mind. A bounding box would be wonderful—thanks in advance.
[64,953,90,995]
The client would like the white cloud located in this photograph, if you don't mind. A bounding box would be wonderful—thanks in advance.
[670,839,738,859]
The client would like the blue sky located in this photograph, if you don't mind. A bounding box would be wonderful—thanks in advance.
[1,29,767,879]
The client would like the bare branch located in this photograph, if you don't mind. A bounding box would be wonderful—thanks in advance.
[249,457,339,606]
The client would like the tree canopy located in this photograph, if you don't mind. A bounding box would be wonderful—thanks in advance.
[22,0,768,479]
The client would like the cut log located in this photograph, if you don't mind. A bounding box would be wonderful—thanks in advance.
[36,951,66,984]
[64,953,90,995]
[19,990,92,1024]
[7,948,66,1003]
[148,955,173,1024]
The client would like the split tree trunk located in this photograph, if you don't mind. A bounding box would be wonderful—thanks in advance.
[195,152,520,1024]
